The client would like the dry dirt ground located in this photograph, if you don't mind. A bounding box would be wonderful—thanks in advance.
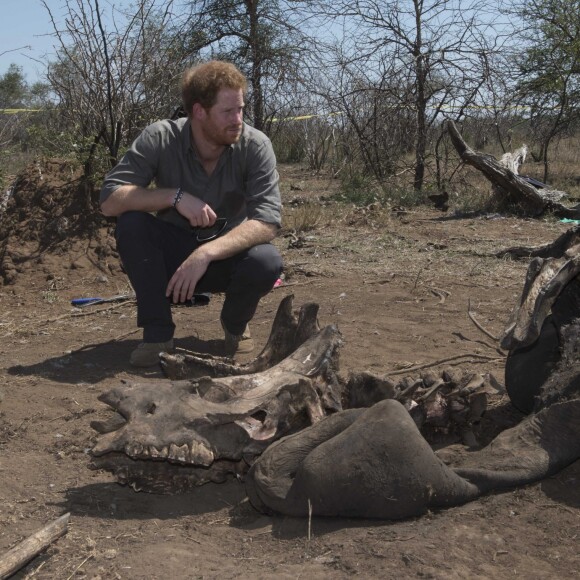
[0,161,579,579]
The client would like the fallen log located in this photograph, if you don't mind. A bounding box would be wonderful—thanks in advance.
[447,120,580,219]
[0,513,70,579]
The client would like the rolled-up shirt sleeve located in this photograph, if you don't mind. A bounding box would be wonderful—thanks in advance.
[244,137,282,228]
[100,119,282,230]
[99,125,161,204]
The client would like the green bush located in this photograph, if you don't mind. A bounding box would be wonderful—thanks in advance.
[333,171,426,208]
[334,171,380,206]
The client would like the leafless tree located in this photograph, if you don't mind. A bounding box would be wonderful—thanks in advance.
[182,0,313,132]
[42,0,199,174]
[504,0,580,183]
[318,50,416,180]
[307,0,506,193]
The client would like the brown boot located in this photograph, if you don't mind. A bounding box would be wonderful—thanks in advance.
[130,339,174,367]
[221,319,254,355]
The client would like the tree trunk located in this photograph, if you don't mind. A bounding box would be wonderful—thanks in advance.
[447,120,580,219]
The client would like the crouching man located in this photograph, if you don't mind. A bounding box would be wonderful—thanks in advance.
[100,60,283,367]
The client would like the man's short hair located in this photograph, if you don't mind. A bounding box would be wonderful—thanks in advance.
[181,61,247,115]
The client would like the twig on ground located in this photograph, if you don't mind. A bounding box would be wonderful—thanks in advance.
[47,415,68,423]
[467,298,499,341]
[67,328,140,354]
[430,287,451,304]
[13,413,41,435]
[412,267,424,290]
[538,504,579,516]
[308,499,313,542]
[272,280,316,289]
[364,275,396,285]
[110,328,141,342]
[23,559,46,578]
[387,353,505,376]
[65,554,93,580]
[42,300,136,324]
[452,331,505,355]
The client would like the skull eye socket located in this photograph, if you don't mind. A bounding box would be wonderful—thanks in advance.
[146,403,157,415]
[251,410,267,423]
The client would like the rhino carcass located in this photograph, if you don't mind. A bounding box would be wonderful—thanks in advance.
[246,228,580,518]
[91,231,580,518]
[90,298,344,492]
[91,295,491,495]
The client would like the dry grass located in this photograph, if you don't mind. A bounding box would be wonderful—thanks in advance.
[283,202,328,233]
[538,136,580,197]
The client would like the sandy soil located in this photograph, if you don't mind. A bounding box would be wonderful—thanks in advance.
[0,161,579,579]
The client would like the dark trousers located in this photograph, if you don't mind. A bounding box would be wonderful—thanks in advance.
[115,211,283,342]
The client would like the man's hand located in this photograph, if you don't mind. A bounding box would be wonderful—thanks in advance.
[166,248,211,303]
[176,192,217,228]
[100,185,216,226]
[166,219,278,303]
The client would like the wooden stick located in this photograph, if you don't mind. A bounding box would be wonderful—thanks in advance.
[307,499,313,541]
[467,298,499,341]
[42,300,136,324]
[272,280,315,289]
[68,328,140,354]
[452,331,505,355]
[387,353,504,376]
[0,513,70,579]
[65,554,93,580]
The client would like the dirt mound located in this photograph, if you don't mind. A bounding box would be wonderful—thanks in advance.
[0,158,119,286]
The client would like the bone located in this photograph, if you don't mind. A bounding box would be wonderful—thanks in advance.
[91,321,345,489]
[160,294,322,380]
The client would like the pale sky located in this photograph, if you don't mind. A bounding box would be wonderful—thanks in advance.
[0,0,130,83]
[0,0,64,82]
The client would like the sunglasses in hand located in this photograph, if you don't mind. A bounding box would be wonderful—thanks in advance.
[193,218,228,243]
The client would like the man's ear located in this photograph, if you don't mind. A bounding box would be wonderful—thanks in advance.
[192,103,207,121]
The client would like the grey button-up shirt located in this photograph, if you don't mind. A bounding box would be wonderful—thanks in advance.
[100,118,282,231]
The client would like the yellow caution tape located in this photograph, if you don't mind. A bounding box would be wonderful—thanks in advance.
[0,108,43,114]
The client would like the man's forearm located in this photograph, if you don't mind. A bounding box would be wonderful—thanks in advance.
[198,220,278,262]
[100,185,175,217]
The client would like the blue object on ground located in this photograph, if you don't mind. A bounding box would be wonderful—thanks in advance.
[71,292,212,308]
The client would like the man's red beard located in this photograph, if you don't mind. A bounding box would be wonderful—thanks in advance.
[223,125,242,144]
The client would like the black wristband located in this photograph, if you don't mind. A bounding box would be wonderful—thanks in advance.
[172,187,183,208]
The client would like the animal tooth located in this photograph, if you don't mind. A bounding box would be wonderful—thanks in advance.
[168,443,189,463]
[149,445,168,459]
[189,440,214,466]
[125,442,144,457]
[117,467,129,484]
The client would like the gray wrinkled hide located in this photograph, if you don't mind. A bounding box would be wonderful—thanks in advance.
[246,398,580,519]
[246,400,480,519]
